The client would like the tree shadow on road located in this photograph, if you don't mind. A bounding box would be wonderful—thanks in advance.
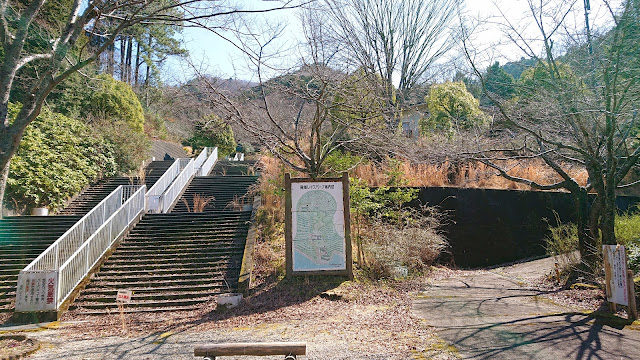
[418,283,640,360]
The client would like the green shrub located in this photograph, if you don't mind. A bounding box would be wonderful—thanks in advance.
[84,74,145,133]
[323,150,363,176]
[93,119,152,174]
[615,212,640,272]
[144,113,169,140]
[545,221,580,267]
[546,211,640,271]
[362,207,447,279]
[7,105,118,211]
[184,114,236,156]
[350,169,445,279]
[422,81,488,134]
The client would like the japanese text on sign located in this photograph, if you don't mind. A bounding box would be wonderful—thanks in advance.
[603,245,628,306]
[116,290,132,303]
[15,271,58,312]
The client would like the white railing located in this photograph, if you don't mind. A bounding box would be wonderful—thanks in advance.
[199,147,218,176]
[193,147,210,173]
[16,185,145,312]
[158,158,195,213]
[145,159,180,212]
[56,185,145,305]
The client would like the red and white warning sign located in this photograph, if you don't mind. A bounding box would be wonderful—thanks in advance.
[116,290,133,303]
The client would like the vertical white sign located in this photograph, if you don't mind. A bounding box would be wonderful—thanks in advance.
[603,245,628,306]
[15,271,58,312]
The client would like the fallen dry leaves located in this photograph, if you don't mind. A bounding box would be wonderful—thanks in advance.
[56,275,458,359]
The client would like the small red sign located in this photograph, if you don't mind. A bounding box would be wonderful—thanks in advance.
[116,290,132,303]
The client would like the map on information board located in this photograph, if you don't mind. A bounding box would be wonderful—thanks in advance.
[291,181,346,272]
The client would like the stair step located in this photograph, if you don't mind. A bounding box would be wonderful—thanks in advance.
[90,269,239,283]
[84,275,238,289]
[73,296,216,310]
[72,304,204,315]
[102,256,238,267]
[80,283,227,296]
[107,249,243,260]
[117,240,244,251]
[96,264,235,277]
[77,288,227,302]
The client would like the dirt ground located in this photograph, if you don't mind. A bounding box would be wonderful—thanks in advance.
[1,258,626,359]
[4,276,459,360]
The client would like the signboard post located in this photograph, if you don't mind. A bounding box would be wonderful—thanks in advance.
[603,245,637,320]
[116,289,132,333]
[15,270,58,312]
[285,173,353,279]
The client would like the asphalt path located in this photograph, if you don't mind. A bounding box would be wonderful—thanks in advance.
[413,257,640,359]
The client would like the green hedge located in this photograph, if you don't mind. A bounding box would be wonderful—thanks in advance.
[7,104,117,211]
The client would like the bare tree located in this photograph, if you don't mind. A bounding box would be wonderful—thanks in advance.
[0,0,305,213]
[194,5,391,178]
[462,0,640,269]
[324,0,461,118]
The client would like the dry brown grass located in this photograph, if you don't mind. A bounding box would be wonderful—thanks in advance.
[256,155,295,223]
[354,159,588,190]
[225,194,247,211]
[182,194,214,212]
[128,165,147,186]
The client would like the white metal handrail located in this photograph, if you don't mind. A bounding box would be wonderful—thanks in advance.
[192,147,210,173]
[199,147,218,176]
[24,186,135,271]
[158,158,195,213]
[57,185,145,305]
[145,159,180,212]
[16,185,145,312]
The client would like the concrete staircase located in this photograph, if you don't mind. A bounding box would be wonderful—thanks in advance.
[210,160,258,176]
[70,161,260,314]
[0,216,81,314]
[172,176,259,213]
[59,160,174,216]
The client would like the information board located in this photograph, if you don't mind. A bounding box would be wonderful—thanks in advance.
[285,174,352,278]
[15,271,58,312]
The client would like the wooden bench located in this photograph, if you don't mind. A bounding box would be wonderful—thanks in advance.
[194,342,307,359]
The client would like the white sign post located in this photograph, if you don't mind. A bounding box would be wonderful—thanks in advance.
[603,245,637,320]
[15,270,58,312]
[115,289,132,333]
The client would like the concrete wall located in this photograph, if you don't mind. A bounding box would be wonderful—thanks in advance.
[410,187,640,268]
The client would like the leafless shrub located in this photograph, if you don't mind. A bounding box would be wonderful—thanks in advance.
[128,166,146,186]
[361,206,448,279]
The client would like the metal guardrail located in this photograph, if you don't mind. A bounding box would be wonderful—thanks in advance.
[199,147,218,176]
[16,185,145,312]
[193,147,210,174]
[57,185,145,305]
[158,158,194,213]
[146,148,217,213]
[145,158,181,212]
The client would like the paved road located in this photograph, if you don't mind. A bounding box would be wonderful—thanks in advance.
[413,258,640,360]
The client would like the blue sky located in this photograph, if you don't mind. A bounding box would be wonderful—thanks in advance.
[163,0,621,84]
